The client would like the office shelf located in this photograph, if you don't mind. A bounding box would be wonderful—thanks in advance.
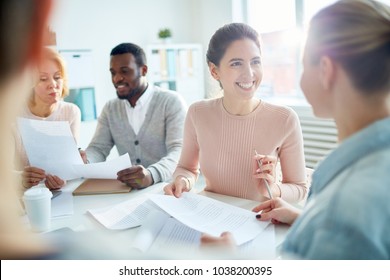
[147,43,205,105]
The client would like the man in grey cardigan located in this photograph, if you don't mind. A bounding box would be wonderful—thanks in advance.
[86,43,187,189]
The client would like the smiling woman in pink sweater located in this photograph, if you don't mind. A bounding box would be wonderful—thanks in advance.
[164,23,307,203]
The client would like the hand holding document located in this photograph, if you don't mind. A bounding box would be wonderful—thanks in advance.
[18,118,83,180]
[132,214,275,259]
[17,118,131,180]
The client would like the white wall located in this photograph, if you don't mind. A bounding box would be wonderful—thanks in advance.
[193,0,234,98]
[51,0,231,114]
[49,0,233,147]
[51,0,196,112]
[50,0,233,112]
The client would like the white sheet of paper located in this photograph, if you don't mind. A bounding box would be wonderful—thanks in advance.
[133,214,275,258]
[131,209,170,252]
[149,192,270,245]
[17,118,83,180]
[51,192,74,218]
[87,197,161,230]
[17,118,132,180]
[239,223,276,259]
[148,217,201,253]
[74,153,131,179]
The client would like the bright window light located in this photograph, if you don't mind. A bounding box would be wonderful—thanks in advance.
[248,0,295,33]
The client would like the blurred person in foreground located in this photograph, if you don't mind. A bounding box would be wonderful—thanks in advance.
[201,0,390,259]
[0,0,57,259]
[0,0,182,260]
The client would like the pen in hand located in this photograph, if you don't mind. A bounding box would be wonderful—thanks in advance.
[254,149,273,199]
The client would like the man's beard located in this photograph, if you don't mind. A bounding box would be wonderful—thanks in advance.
[117,87,139,100]
[116,74,142,100]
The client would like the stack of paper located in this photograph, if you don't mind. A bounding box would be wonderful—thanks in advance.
[87,192,275,256]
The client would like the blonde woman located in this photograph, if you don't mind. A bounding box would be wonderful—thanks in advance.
[16,47,81,190]
[202,0,390,260]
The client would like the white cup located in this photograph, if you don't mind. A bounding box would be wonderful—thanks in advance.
[23,187,52,232]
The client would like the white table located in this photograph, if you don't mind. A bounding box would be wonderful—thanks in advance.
[50,179,164,231]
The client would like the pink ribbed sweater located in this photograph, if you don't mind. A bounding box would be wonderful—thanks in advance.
[173,97,307,203]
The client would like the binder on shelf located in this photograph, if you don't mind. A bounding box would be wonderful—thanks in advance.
[166,49,176,79]
[178,49,189,78]
[146,44,205,105]
[191,49,200,75]
[149,49,161,80]
[187,50,194,76]
[159,49,168,79]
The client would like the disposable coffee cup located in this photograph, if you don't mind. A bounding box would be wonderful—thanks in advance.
[23,187,52,232]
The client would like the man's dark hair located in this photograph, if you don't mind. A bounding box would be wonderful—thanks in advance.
[110,43,147,67]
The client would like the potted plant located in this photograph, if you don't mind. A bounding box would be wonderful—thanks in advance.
[158,28,172,43]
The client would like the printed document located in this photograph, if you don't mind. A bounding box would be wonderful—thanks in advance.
[148,192,270,246]
[87,191,275,257]
[87,197,162,230]
[17,118,131,180]
[131,209,275,258]
[74,154,131,179]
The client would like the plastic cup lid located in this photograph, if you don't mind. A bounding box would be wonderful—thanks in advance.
[23,187,53,200]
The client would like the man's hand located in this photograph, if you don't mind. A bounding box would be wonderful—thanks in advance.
[78,149,88,164]
[117,165,153,189]
[44,175,65,190]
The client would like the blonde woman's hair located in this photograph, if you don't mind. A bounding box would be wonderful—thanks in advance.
[306,0,390,94]
[33,47,69,98]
